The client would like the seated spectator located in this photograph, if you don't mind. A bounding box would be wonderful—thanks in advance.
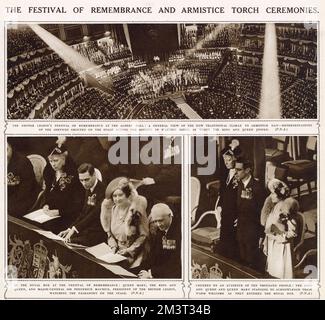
[38,139,84,233]
[137,98,187,119]
[100,177,149,269]
[58,163,106,246]
[7,140,39,217]
[7,26,47,58]
[8,65,79,119]
[6,23,317,120]
[138,203,181,278]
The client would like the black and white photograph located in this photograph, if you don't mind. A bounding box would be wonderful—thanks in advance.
[191,136,317,279]
[7,136,182,279]
[7,23,317,120]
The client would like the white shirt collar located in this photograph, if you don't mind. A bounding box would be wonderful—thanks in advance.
[55,171,62,181]
[164,218,173,235]
[229,168,236,179]
[226,168,236,185]
[90,178,98,193]
[242,175,252,188]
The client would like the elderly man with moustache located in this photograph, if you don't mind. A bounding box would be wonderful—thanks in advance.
[138,203,181,279]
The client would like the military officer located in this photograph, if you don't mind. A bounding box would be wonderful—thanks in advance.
[138,203,181,279]
[235,158,265,270]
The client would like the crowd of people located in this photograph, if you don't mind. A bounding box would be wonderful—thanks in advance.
[197,61,317,119]
[185,90,258,119]
[168,52,186,62]
[73,40,132,65]
[8,53,316,120]
[201,24,241,48]
[239,24,317,63]
[7,27,47,58]
[128,67,204,101]
[8,65,79,119]
[127,59,147,69]
[277,25,317,42]
[210,62,262,103]
[8,137,182,278]
[279,72,298,91]
[239,39,264,52]
[278,43,317,62]
[180,25,198,49]
[54,87,138,119]
[40,83,85,119]
[180,24,241,50]
[8,53,62,92]
[116,59,222,102]
[194,139,304,278]
[6,23,318,120]
[136,98,187,119]
[281,79,317,119]
[241,24,265,36]
[192,49,223,60]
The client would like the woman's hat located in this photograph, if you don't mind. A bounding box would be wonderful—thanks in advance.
[48,145,67,157]
[105,177,130,199]
[268,178,290,198]
[223,139,243,159]
[48,137,67,157]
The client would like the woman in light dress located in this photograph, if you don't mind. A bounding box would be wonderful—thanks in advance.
[100,177,149,269]
[261,178,299,279]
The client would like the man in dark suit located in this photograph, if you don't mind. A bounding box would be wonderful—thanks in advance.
[58,163,106,246]
[138,203,181,279]
[235,158,265,270]
[7,140,39,217]
[217,143,242,260]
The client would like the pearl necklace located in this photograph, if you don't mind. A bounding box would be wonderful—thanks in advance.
[114,205,129,223]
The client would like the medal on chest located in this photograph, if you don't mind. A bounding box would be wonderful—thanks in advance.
[162,236,176,250]
[7,172,20,186]
[87,193,97,206]
[241,187,253,199]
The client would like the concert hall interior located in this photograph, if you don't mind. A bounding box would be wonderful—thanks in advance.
[191,136,317,279]
[7,23,317,120]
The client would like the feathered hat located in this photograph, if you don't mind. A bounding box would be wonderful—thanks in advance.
[223,139,243,159]
[105,177,130,199]
[48,136,67,156]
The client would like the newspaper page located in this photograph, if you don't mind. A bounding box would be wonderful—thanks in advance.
[0,0,323,303]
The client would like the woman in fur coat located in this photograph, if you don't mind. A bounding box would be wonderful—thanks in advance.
[261,179,299,279]
[100,177,149,269]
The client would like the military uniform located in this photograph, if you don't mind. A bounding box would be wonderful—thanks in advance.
[148,218,181,278]
[237,177,265,269]
[219,168,239,259]
[70,180,106,246]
